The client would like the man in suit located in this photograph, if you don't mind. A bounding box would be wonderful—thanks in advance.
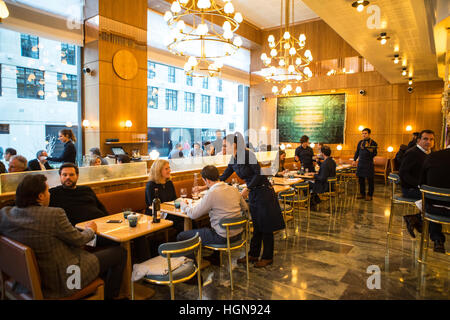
[28,150,52,171]
[416,135,450,253]
[306,146,336,211]
[0,174,126,299]
[400,130,435,243]
[353,128,378,201]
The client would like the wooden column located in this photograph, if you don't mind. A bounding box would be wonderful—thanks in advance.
[83,0,148,156]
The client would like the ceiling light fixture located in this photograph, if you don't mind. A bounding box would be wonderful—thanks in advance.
[393,54,400,64]
[377,32,390,45]
[164,0,244,78]
[402,67,407,76]
[408,77,413,85]
[351,0,369,12]
[0,0,9,21]
[261,0,313,97]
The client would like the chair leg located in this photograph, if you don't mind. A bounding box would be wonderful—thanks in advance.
[245,241,249,281]
[228,249,233,291]
[169,283,175,300]
[197,271,202,300]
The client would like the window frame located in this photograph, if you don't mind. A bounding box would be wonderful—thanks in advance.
[16,66,45,100]
[202,77,208,89]
[57,73,78,102]
[184,92,195,112]
[148,61,156,79]
[20,34,39,59]
[201,95,210,114]
[215,97,224,114]
[165,89,178,111]
[61,43,76,65]
[168,66,176,83]
[148,86,159,109]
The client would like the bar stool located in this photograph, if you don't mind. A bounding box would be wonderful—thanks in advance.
[386,173,418,250]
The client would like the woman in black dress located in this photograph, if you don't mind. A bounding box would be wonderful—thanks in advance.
[145,159,184,233]
[220,133,285,267]
[47,129,77,164]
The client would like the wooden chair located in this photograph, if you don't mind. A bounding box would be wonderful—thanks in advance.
[203,216,250,291]
[142,233,202,300]
[374,156,390,184]
[0,236,104,300]
[277,188,296,238]
[292,182,310,224]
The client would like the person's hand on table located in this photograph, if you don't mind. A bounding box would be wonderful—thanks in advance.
[86,221,97,233]
[241,187,249,199]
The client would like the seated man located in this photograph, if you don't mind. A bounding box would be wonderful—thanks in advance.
[177,165,248,265]
[49,162,150,261]
[28,150,52,171]
[417,138,450,253]
[306,146,336,211]
[399,130,434,239]
[8,155,28,173]
[0,174,126,299]
[4,147,17,162]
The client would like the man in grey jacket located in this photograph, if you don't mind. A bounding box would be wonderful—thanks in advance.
[0,174,126,299]
[177,165,248,265]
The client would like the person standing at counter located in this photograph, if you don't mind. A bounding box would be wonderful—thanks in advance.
[294,135,315,172]
[353,128,378,201]
[220,132,285,267]
[47,129,77,164]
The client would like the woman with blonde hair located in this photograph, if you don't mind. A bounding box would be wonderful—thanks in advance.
[47,129,77,164]
[145,159,183,232]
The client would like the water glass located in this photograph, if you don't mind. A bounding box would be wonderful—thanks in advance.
[123,208,132,219]
[180,188,187,198]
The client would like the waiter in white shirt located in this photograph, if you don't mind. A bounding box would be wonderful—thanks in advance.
[178,165,248,265]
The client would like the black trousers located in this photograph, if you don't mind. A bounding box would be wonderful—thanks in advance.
[93,246,127,300]
[248,230,274,260]
[402,188,445,243]
[359,176,374,196]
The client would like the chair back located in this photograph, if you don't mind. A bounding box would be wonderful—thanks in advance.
[388,173,400,184]
[327,177,338,192]
[219,216,249,249]
[293,182,309,201]
[278,188,296,199]
[158,233,201,258]
[420,185,450,202]
[0,236,43,300]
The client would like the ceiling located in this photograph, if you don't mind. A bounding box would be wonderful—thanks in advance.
[302,0,440,84]
[229,0,319,29]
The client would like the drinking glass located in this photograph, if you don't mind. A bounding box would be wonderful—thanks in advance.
[180,188,187,198]
[192,187,199,200]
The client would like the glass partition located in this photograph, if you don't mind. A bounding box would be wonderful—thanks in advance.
[0,162,148,194]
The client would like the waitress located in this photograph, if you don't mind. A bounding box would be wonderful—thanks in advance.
[220,132,285,268]
[353,128,378,201]
[47,129,77,164]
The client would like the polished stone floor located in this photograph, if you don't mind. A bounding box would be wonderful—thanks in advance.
[141,181,449,300]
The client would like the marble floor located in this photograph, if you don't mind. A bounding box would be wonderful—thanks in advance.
[141,181,449,300]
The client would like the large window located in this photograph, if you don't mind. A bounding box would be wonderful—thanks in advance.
[216,97,224,115]
[186,75,193,86]
[57,73,77,102]
[202,77,208,89]
[16,67,45,100]
[201,95,210,114]
[185,92,195,112]
[20,34,39,59]
[61,43,76,65]
[0,28,81,164]
[165,89,178,111]
[148,87,158,109]
[148,62,156,79]
[168,67,176,83]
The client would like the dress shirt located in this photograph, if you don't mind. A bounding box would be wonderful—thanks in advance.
[39,161,46,171]
[180,181,248,238]
[416,144,431,155]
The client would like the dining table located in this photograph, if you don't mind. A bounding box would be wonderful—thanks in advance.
[76,212,173,300]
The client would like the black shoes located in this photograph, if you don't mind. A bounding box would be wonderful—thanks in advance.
[433,241,446,254]
[403,215,416,238]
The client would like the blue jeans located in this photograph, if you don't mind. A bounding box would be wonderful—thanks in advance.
[177,228,242,246]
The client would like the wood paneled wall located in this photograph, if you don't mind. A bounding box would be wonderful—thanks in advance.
[249,19,444,158]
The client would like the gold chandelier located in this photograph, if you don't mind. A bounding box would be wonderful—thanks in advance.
[260,0,313,96]
[164,0,244,78]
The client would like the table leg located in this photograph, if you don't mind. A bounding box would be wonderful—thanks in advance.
[184,217,192,231]
[119,241,155,300]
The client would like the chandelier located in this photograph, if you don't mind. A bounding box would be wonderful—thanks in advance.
[164,0,244,78]
[260,0,313,96]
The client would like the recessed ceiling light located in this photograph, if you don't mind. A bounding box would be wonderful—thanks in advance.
[402,67,407,76]
[377,32,390,45]
[352,0,369,12]
[393,54,400,64]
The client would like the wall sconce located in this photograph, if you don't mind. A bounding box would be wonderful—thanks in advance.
[310,142,315,148]
[406,125,412,131]
[280,144,286,150]
[337,145,343,151]
[65,121,73,128]
[387,146,394,152]
[358,125,365,131]
[125,120,133,128]
[286,144,292,148]
[82,119,91,128]
[261,126,267,132]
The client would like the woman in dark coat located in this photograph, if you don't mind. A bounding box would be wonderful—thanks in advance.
[220,133,285,267]
[47,129,77,164]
